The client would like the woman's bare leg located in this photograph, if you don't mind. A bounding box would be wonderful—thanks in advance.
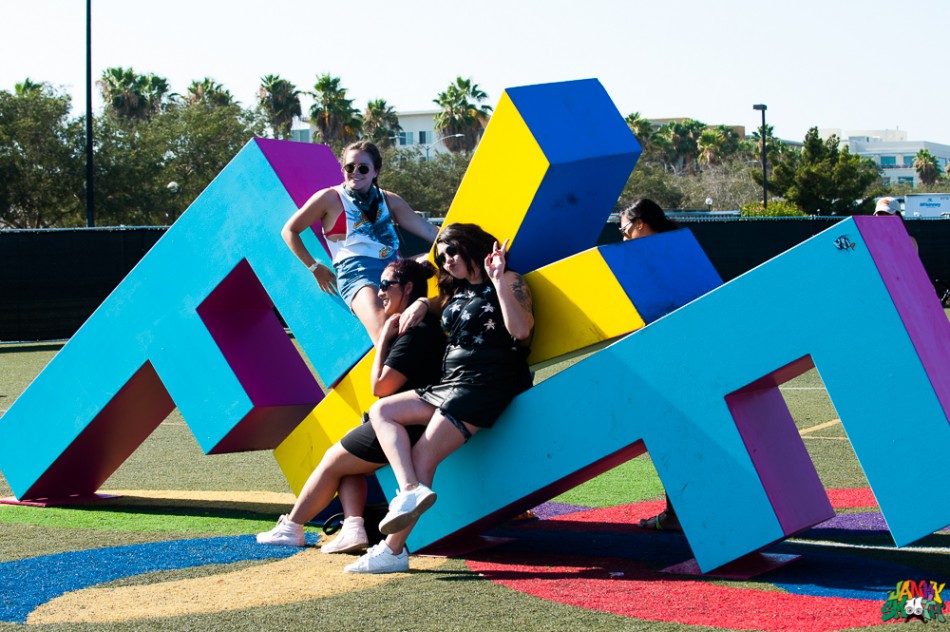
[287,443,379,525]
[350,285,386,342]
[336,474,368,519]
[368,392,437,490]
[383,414,481,553]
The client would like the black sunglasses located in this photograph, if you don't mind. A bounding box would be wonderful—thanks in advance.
[436,243,460,266]
[378,279,401,291]
[343,163,371,175]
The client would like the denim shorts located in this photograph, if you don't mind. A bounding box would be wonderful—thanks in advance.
[334,254,397,311]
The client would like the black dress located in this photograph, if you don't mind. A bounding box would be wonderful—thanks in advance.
[416,280,532,428]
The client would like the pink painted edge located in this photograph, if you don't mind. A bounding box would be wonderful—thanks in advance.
[854,216,950,423]
[253,138,342,207]
[197,260,323,405]
[254,138,343,257]
[727,381,833,535]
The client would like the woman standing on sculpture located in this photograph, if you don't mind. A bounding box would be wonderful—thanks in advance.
[345,222,535,574]
[282,141,439,341]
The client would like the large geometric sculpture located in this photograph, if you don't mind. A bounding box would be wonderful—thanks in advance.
[0,140,371,499]
[376,216,950,571]
[2,78,946,579]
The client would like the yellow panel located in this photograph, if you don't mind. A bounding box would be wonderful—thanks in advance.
[441,93,548,248]
[273,350,376,494]
[525,248,645,366]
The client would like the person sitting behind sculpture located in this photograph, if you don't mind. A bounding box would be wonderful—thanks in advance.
[344,222,535,574]
[281,140,439,342]
[874,197,918,252]
[256,257,445,552]
[619,198,684,531]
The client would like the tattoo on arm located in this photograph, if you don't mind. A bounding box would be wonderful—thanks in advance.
[510,275,533,313]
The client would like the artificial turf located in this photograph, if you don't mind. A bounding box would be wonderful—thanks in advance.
[1,327,948,631]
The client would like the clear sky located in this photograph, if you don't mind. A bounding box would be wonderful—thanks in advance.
[5,0,950,144]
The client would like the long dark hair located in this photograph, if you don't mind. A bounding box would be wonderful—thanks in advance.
[434,223,498,302]
[622,198,679,233]
[385,258,436,302]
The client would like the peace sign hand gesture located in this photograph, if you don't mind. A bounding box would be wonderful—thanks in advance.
[485,239,509,285]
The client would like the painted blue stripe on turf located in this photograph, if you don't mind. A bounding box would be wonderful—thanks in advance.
[0,534,317,623]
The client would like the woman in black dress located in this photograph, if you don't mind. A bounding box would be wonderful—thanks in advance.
[345,223,534,574]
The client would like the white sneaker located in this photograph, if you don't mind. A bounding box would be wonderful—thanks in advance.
[379,485,437,535]
[256,514,305,547]
[321,516,368,554]
[344,541,409,574]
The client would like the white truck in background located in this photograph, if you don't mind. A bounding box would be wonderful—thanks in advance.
[902,194,950,218]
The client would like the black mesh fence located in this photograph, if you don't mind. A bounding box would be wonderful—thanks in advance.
[2,219,948,342]
[1,228,165,341]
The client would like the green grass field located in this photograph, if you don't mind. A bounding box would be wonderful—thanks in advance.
[0,332,947,631]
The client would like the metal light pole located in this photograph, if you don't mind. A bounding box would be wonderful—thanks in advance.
[85,0,95,227]
[423,133,464,160]
[753,104,767,210]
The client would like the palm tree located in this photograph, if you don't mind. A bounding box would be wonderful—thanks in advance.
[624,112,655,150]
[914,148,940,186]
[697,129,723,167]
[309,74,362,148]
[186,78,234,107]
[698,126,744,167]
[433,77,492,152]
[656,119,705,174]
[257,74,301,140]
[14,78,45,96]
[98,67,168,121]
[363,98,402,148]
[140,73,169,117]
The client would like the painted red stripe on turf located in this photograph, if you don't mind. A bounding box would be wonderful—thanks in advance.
[468,554,884,631]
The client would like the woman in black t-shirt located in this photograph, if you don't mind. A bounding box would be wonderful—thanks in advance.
[257,258,445,553]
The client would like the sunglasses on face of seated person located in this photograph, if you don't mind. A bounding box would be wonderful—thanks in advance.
[619,217,639,232]
[378,278,402,291]
[343,163,372,175]
[436,244,460,266]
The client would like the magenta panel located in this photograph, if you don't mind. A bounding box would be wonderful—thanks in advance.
[854,216,950,422]
[197,259,323,407]
[727,362,834,536]
[254,138,342,207]
[254,138,341,258]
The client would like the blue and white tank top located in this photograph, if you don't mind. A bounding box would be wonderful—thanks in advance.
[325,185,400,264]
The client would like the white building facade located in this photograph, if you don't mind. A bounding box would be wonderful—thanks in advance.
[821,128,950,187]
[287,110,464,158]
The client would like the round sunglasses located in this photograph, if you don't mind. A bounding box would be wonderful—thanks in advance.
[343,163,372,175]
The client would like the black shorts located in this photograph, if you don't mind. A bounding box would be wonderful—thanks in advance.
[339,417,426,464]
